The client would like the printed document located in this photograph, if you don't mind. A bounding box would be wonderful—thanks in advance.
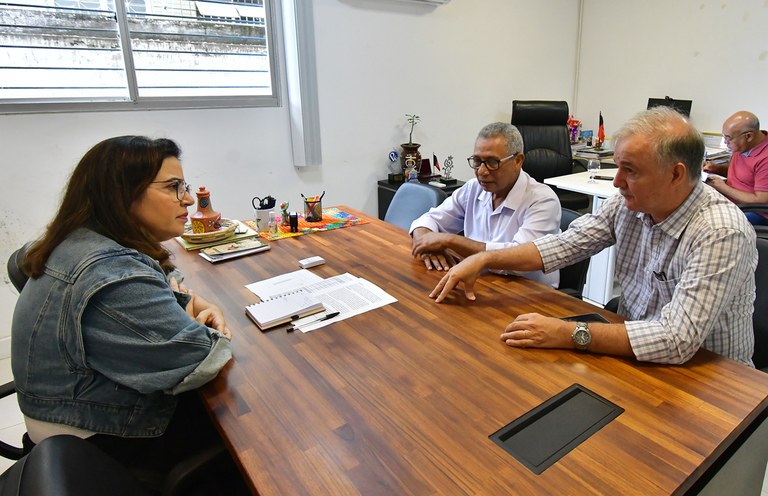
[246,271,397,332]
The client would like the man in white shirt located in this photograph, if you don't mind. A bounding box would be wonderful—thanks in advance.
[410,122,561,287]
[429,108,756,365]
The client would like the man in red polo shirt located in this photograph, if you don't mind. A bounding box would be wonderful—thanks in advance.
[705,111,768,225]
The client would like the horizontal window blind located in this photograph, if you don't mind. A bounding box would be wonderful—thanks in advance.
[0,0,276,110]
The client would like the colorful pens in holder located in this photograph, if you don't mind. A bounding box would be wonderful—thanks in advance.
[301,191,325,222]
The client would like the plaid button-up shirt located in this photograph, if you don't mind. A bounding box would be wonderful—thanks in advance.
[534,182,756,365]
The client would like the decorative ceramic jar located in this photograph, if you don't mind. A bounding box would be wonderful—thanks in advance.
[191,186,222,233]
[400,143,421,175]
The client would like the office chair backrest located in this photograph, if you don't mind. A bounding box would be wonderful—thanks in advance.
[511,100,573,183]
[1,243,33,461]
[511,100,589,211]
[753,237,768,371]
[7,243,31,293]
[384,182,447,231]
[739,204,768,239]
[557,208,590,299]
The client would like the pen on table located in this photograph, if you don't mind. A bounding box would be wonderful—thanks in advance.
[593,175,614,181]
[288,311,340,332]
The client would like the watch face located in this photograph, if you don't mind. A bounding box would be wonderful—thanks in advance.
[574,329,590,346]
[572,322,591,349]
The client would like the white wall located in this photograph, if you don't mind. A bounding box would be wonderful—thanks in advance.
[0,0,579,357]
[575,0,768,138]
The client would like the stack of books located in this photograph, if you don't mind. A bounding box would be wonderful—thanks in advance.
[174,220,270,263]
[199,237,270,263]
[574,147,613,159]
[705,147,731,165]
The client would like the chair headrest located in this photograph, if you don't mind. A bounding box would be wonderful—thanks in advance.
[511,100,569,126]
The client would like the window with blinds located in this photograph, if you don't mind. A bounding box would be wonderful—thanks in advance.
[0,0,277,112]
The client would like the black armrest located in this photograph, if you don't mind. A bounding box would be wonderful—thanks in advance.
[0,381,25,460]
[739,203,768,213]
[571,159,586,173]
[0,381,16,399]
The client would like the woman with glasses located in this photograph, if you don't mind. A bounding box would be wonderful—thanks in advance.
[11,136,233,487]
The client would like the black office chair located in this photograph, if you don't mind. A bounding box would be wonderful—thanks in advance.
[752,237,768,372]
[511,100,590,211]
[604,296,620,314]
[739,204,768,238]
[384,182,447,231]
[0,435,152,496]
[557,208,590,299]
[1,244,32,461]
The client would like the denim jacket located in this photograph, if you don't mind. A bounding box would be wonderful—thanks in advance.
[11,228,232,438]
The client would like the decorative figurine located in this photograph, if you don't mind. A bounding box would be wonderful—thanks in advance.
[190,186,221,233]
[441,155,457,184]
[567,115,582,144]
[443,156,454,178]
[280,201,290,226]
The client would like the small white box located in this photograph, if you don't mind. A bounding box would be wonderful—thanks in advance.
[299,256,325,269]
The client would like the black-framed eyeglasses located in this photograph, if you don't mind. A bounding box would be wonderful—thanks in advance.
[467,153,518,171]
[152,179,191,201]
[723,131,750,143]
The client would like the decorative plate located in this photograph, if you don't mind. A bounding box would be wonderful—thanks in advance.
[181,218,238,244]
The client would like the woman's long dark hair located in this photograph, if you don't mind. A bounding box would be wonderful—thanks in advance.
[24,136,182,278]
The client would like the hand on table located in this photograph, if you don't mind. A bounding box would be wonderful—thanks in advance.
[429,253,487,303]
[500,313,571,349]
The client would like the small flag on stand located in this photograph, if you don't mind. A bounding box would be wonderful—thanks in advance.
[597,112,605,145]
[433,154,440,171]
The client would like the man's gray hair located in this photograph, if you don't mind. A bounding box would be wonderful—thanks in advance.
[477,122,524,155]
[612,107,704,182]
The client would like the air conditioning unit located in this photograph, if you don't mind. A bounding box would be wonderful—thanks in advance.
[390,0,451,5]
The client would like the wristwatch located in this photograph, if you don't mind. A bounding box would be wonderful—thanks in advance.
[572,321,591,350]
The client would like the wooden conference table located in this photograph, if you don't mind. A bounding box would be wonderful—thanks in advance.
[167,207,768,495]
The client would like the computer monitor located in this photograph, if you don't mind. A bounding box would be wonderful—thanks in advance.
[647,97,692,117]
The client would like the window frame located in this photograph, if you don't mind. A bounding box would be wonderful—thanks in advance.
[0,0,281,114]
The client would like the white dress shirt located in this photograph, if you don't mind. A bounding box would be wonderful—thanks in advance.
[534,182,756,365]
[410,171,561,287]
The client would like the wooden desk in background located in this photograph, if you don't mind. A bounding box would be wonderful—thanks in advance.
[545,169,620,307]
[168,207,768,495]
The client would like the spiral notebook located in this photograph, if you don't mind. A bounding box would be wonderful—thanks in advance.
[245,290,325,330]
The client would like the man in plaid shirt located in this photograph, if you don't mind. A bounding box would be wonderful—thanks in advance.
[430,107,757,365]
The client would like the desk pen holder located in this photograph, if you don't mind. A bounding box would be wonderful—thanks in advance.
[304,199,322,222]
[254,208,274,233]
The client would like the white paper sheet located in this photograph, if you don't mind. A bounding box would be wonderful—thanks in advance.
[245,269,324,300]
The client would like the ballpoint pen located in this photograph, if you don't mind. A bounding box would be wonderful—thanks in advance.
[288,311,340,332]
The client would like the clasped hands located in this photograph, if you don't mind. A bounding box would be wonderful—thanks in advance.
[411,230,461,271]
[170,277,232,340]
